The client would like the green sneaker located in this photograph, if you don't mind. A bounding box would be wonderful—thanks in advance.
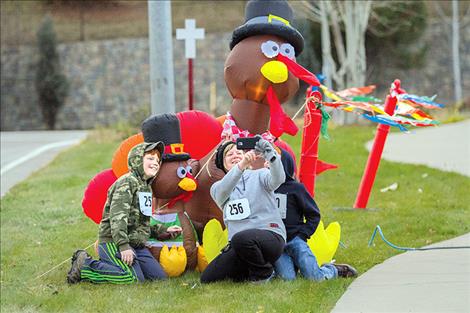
[66,250,90,284]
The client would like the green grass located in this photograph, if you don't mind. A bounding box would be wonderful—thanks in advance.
[1,126,469,313]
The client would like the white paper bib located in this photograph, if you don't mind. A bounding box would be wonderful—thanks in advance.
[138,192,153,216]
[224,198,251,220]
[274,193,287,219]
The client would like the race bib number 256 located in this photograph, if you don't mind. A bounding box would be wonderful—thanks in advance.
[224,198,251,221]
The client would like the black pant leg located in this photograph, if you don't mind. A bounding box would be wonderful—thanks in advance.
[200,245,248,283]
[230,229,285,281]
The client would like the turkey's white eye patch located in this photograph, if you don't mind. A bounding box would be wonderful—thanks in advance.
[280,43,295,59]
[261,40,280,58]
[177,166,187,178]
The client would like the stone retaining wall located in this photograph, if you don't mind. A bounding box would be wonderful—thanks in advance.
[1,33,233,130]
[1,22,468,130]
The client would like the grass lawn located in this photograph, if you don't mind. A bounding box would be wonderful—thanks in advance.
[1,125,469,313]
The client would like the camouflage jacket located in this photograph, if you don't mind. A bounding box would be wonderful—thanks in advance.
[98,143,166,252]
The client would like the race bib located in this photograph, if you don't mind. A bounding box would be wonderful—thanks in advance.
[274,193,287,219]
[138,192,153,216]
[224,198,251,221]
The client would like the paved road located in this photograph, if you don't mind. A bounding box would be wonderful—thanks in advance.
[332,120,470,313]
[367,119,470,177]
[1,130,88,197]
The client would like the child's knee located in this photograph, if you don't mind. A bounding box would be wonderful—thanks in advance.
[230,232,252,250]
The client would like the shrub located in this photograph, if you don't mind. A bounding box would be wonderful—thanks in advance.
[35,15,69,130]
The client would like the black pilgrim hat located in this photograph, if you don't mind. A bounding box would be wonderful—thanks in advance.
[142,114,191,162]
[230,0,304,56]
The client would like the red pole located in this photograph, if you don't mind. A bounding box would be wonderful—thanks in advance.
[299,91,322,197]
[188,58,194,110]
[353,80,401,209]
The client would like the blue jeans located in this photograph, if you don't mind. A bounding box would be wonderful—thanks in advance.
[274,236,337,281]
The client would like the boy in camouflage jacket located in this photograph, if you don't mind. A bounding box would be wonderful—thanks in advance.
[67,142,179,284]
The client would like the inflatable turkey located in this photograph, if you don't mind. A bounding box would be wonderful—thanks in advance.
[82,0,330,260]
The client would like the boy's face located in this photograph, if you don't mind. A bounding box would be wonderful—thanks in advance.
[143,151,161,177]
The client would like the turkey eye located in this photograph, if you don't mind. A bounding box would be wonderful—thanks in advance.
[185,165,193,175]
[280,43,295,59]
[177,167,186,178]
[261,40,280,58]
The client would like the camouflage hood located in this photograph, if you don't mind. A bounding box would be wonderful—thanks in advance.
[128,142,163,181]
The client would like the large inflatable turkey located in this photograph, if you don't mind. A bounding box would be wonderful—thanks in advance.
[82,0,340,274]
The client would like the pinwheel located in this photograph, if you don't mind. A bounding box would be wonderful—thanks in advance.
[362,114,408,132]
[398,94,445,109]
[336,85,376,98]
[317,82,443,132]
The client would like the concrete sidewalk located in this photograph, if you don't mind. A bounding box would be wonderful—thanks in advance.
[332,120,470,313]
[367,119,470,177]
[332,234,470,313]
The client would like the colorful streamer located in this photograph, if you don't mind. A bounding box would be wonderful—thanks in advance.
[312,81,443,132]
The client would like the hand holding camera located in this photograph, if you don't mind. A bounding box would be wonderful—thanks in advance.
[238,150,259,170]
[254,136,276,163]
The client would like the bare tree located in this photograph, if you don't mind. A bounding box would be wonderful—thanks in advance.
[451,0,462,104]
[296,0,371,124]
[433,0,466,104]
[300,1,371,90]
[293,1,430,124]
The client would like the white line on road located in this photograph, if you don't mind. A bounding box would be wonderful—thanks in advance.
[1,139,82,175]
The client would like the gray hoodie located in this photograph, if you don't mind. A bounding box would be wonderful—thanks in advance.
[210,154,286,241]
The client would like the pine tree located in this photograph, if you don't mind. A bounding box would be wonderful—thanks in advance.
[35,15,69,130]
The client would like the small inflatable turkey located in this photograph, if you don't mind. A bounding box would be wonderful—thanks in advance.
[142,114,201,272]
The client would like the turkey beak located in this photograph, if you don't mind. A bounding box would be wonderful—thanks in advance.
[276,54,320,87]
[178,176,197,191]
[260,60,288,83]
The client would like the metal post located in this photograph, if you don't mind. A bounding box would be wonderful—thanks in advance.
[148,0,175,114]
[188,58,194,110]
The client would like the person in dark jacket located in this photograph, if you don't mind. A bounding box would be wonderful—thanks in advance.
[273,149,357,280]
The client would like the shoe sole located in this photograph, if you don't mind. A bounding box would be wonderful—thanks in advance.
[67,251,89,284]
